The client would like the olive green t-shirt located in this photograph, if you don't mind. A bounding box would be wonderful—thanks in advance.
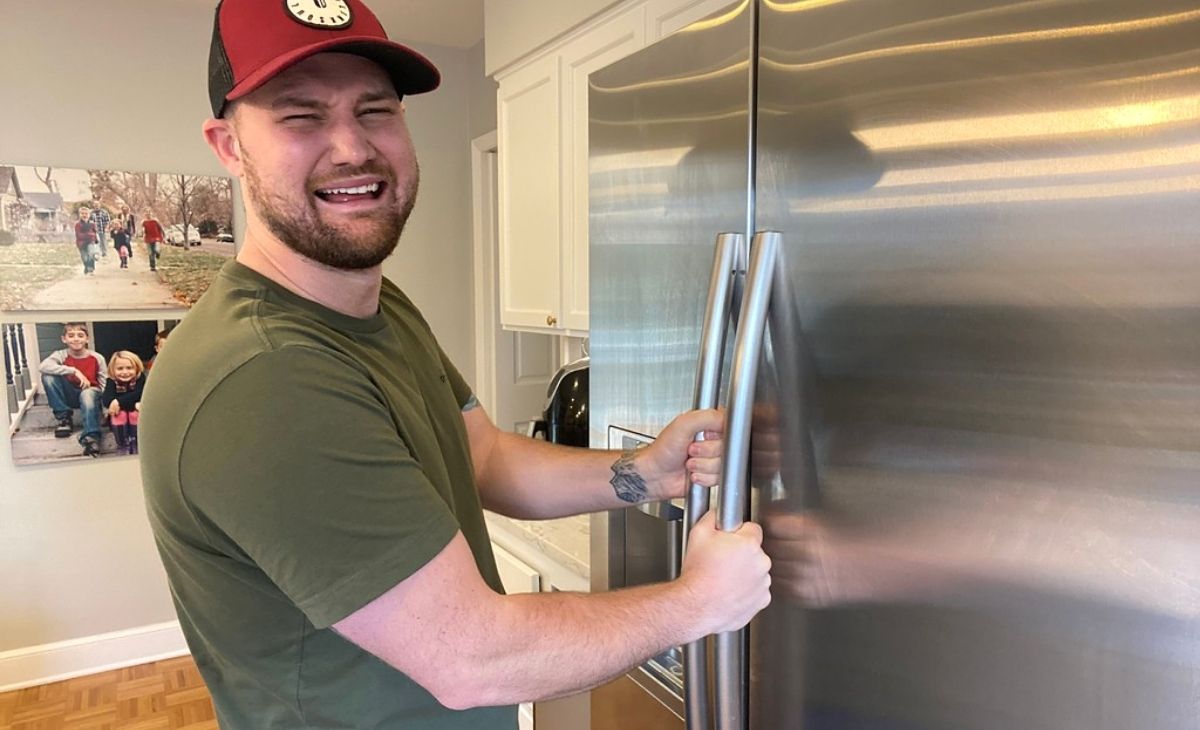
[140,261,516,730]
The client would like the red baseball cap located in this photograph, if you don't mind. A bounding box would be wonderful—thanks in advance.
[208,0,441,117]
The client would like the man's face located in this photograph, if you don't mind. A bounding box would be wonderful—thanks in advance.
[230,53,420,270]
[61,329,88,353]
[79,208,90,221]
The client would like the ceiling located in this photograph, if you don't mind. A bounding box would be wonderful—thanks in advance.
[191,0,485,49]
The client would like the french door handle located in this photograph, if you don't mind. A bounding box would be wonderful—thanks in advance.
[713,231,781,730]
[682,232,743,730]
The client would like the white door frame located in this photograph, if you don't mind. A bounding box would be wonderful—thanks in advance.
[471,130,500,416]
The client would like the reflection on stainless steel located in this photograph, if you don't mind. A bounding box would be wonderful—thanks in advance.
[595,0,1200,728]
[589,2,755,728]
[751,0,1200,727]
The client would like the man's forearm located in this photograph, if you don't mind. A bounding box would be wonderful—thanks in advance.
[476,430,648,519]
[445,580,700,709]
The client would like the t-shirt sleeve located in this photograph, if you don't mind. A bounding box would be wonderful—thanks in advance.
[179,345,460,629]
[437,344,474,411]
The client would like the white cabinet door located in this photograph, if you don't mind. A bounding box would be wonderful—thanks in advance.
[645,0,741,41]
[491,543,541,730]
[559,6,647,333]
[492,542,543,595]
[498,54,563,331]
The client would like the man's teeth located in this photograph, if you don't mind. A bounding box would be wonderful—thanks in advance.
[320,183,380,195]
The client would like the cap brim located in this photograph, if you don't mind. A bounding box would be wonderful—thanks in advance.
[224,36,440,109]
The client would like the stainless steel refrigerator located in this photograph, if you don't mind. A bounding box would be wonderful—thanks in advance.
[588,1,1200,728]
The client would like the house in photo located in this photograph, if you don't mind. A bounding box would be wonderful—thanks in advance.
[0,165,25,235]
[23,190,66,239]
[0,166,66,242]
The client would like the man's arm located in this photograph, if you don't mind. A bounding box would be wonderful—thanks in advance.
[333,510,770,710]
[463,405,724,519]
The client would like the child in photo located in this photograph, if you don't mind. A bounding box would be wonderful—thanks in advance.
[103,351,146,455]
[38,322,108,457]
[146,329,170,373]
[74,207,98,275]
[112,225,132,269]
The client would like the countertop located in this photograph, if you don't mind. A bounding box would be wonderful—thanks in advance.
[485,512,590,585]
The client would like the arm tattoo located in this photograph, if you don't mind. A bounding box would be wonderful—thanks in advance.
[610,449,649,504]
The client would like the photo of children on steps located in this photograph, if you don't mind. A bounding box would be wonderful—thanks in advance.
[1,164,235,312]
[6,319,176,465]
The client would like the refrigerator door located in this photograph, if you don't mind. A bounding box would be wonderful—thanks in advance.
[589,0,754,725]
[753,1,1200,728]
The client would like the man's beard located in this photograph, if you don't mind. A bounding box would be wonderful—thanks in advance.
[242,151,418,270]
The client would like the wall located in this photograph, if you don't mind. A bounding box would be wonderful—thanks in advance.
[0,0,483,684]
[484,0,620,74]
[467,41,499,141]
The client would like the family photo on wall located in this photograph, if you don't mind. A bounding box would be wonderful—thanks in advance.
[0,164,236,312]
[5,319,178,466]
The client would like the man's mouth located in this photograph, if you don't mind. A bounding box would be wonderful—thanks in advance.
[314,181,387,203]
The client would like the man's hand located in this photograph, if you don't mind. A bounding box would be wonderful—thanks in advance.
[612,409,724,504]
[679,510,771,634]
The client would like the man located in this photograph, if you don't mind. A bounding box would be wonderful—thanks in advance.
[140,1,771,728]
[88,201,111,259]
[140,210,164,271]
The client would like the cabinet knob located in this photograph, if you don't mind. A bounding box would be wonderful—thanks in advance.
[547,315,558,327]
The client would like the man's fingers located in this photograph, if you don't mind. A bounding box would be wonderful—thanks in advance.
[687,456,721,475]
[688,440,722,458]
[678,408,723,437]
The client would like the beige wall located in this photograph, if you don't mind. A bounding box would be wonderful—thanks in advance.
[0,0,483,663]
[468,41,499,141]
[484,0,621,74]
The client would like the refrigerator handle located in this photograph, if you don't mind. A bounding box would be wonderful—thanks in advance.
[683,232,743,730]
[713,231,782,730]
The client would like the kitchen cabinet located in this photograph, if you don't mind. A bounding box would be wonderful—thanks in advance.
[494,0,734,336]
[497,53,563,333]
[491,543,541,730]
[559,8,646,332]
[489,528,590,730]
[495,0,735,335]
[497,6,644,335]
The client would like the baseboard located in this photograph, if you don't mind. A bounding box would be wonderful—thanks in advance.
[0,621,189,692]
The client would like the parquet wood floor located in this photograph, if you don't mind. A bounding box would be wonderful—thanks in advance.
[0,656,217,730]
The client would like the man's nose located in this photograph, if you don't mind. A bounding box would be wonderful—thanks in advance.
[328,119,375,167]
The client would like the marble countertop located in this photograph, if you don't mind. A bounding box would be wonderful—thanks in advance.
[485,512,590,583]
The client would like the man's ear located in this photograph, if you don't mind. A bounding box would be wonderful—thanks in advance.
[202,117,244,177]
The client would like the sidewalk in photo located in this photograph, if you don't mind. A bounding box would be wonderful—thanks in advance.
[27,252,179,310]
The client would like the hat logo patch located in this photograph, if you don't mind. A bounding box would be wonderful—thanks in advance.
[285,0,353,29]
